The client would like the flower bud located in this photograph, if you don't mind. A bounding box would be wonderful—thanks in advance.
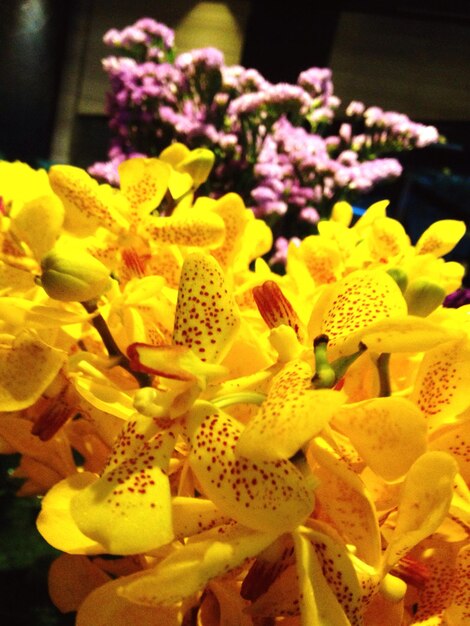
[38,248,112,302]
[386,268,408,294]
[176,148,215,188]
[404,278,446,316]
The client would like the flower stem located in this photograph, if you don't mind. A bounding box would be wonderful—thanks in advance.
[377,352,392,397]
[81,300,152,388]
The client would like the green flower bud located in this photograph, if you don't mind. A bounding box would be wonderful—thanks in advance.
[176,148,215,188]
[404,278,446,317]
[38,248,112,302]
[386,268,408,294]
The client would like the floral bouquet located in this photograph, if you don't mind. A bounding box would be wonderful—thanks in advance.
[0,147,468,625]
[89,18,441,261]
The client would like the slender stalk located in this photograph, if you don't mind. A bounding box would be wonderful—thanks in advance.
[82,301,152,388]
[377,352,392,397]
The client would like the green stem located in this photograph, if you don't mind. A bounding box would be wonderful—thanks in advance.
[377,353,392,397]
[81,301,152,388]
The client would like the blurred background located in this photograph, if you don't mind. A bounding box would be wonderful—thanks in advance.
[0,2,469,622]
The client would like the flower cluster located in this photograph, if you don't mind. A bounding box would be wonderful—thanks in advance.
[89,17,440,250]
[0,151,468,625]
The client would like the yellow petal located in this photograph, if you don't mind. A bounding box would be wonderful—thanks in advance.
[173,252,240,363]
[333,397,427,481]
[367,216,410,261]
[187,402,315,533]
[119,523,278,606]
[415,219,466,257]
[0,331,66,410]
[384,451,458,567]
[48,165,127,236]
[293,529,351,626]
[208,192,251,269]
[307,439,381,567]
[118,157,171,214]
[331,201,353,227]
[359,315,463,354]
[172,497,230,539]
[142,210,225,247]
[11,192,64,260]
[410,337,470,425]
[76,572,182,626]
[36,473,106,554]
[71,427,176,554]
[237,360,344,460]
[308,269,407,359]
[159,142,191,166]
[352,199,389,236]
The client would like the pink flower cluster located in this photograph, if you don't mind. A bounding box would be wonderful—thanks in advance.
[89,18,440,257]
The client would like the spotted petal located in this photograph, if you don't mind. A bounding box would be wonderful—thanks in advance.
[119,523,278,606]
[410,337,470,427]
[118,157,171,215]
[384,451,458,568]
[187,401,315,533]
[172,252,240,363]
[70,424,176,554]
[333,397,427,481]
[0,331,66,411]
[142,211,225,248]
[237,359,345,461]
[308,269,407,359]
[207,192,251,269]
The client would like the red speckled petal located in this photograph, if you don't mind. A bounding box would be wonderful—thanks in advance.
[293,529,352,626]
[142,210,225,248]
[307,439,382,568]
[410,338,470,427]
[302,526,366,626]
[237,359,344,461]
[48,165,127,236]
[447,543,470,624]
[308,269,407,359]
[173,252,240,363]
[70,427,176,554]
[118,157,171,215]
[429,420,470,484]
[119,523,278,606]
[187,402,315,533]
[384,451,458,568]
[333,397,427,482]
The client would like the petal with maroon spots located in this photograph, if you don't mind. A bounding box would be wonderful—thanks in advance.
[446,543,470,624]
[187,402,315,533]
[333,397,427,482]
[142,210,225,248]
[247,564,300,618]
[293,529,352,626]
[367,216,410,261]
[70,427,176,554]
[236,360,344,461]
[410,338,470,428]
[415,220,466,257]
[429,420,470,483]
[302,526,366,626]
[293,235,343,286]
[118,157,171,216]
[119,523,278,606]
[172,497,231,539]
[172,252,240,363]
[307,439,381,568]
[384,451,458,568]
[48,165,128,236]
[0,331,66,411]
[308,269,407,360]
